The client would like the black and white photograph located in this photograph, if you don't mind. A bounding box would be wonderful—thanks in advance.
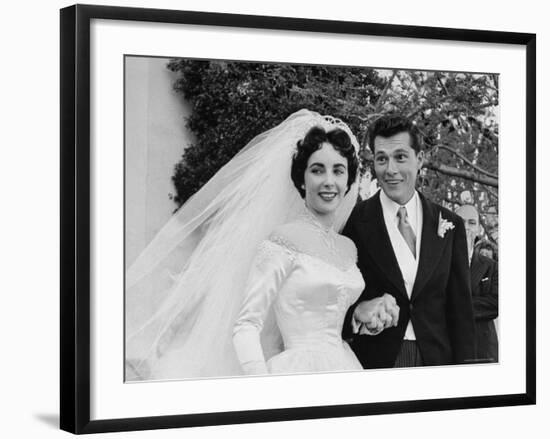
[53,2,538,435]
[124,56,500,382]
[3,0,548,434]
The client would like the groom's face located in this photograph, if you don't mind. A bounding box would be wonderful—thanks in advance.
[373,131,424,205]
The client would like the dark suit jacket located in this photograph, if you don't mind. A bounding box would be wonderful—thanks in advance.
[470,252,498,362]
[342,191,475,368]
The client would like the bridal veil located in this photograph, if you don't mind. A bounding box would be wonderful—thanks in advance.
[125,109,360,380]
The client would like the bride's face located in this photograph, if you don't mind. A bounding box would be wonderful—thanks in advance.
[303,142,349,218]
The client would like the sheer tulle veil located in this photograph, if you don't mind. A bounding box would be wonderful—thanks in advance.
[125,109,361,381]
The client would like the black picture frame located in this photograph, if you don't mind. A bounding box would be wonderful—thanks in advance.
[60,3,536,434]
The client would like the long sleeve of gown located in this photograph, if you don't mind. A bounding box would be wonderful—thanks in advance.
[233,240,294,375]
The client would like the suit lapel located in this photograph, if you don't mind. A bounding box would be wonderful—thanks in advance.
[359,192,408,299]
[470,253,488,293]
[411,194,447,301]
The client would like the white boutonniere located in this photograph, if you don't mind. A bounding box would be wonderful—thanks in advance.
[437,212,455,238]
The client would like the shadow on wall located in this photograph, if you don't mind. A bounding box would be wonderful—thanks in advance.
[34,413,58,430]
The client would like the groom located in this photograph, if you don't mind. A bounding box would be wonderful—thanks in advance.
[343,114,475,368]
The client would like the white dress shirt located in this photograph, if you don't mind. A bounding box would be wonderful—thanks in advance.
[379,190,423,340]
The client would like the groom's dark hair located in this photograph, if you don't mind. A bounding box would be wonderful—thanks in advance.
[291,125,359,198]
[367,114,422,154]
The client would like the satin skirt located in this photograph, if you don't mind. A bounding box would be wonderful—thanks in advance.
[267,340,362,374]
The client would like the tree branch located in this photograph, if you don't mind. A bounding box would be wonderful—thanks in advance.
[485,186,499,199]
[359,71,397,149]
[433,144,498,179]
[424,161,498,188]
[374,70,397,112]
[471,101,499,111]
[437,74,450,96]
[406,94,454,120]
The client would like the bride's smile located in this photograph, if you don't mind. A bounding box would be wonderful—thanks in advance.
[304,142,349,221]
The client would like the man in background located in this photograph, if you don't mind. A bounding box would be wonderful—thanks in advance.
[456,204,498,362]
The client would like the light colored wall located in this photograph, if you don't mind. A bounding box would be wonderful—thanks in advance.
[125,56,194,267]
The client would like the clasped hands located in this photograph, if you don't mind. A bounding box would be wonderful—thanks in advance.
[353,293,399,335]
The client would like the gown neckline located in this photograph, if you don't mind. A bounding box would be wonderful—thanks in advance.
[266,238,359,274]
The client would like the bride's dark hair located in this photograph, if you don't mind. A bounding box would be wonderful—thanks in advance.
[291,125,359,198]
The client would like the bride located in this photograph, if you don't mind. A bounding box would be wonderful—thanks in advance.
[233,124,365,375]
[125,109,364,381]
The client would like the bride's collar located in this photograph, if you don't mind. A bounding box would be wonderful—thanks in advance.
[298,205,336,233]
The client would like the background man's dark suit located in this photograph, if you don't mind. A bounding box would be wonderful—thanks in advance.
[343,191,476,369]
[470,251,498,362]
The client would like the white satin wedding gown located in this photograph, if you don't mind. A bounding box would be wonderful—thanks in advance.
[233,229,365,375]
[125,110,363,381]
